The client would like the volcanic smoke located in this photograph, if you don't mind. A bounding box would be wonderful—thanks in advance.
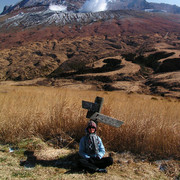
[79,0,107,12]
[49,4,67,12]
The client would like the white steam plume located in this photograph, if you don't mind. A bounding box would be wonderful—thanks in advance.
[49,4,67,12]
[79,0,107,13]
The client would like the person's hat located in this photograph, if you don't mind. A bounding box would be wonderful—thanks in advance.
[87,120,97,129]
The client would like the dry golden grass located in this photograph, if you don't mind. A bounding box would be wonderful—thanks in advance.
[0,85,179,159]
[0,141,171,180]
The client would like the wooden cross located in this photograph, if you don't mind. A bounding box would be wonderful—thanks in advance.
[82,96,124,127]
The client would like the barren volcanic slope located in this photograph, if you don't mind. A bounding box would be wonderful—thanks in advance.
[0,10,180,98]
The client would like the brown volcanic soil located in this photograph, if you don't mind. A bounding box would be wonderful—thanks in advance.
[0,11,180,98]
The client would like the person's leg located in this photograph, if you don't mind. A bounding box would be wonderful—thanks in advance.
[78,158,98,172]
[93,157,113,169]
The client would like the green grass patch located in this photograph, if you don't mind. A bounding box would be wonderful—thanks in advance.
[0,157,7,162]
[12,171,32,178]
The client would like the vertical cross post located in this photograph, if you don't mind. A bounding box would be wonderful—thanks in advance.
[82,96,104,125]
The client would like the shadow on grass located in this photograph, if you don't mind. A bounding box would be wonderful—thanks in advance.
[20,150,83,173]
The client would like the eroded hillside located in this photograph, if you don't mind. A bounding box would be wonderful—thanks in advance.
[0,10,180,98]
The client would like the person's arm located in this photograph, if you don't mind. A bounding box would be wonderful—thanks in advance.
[97,137,105,159]
[79,137,90,159]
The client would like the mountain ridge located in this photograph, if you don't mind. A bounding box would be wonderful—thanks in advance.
[1,0,180,15]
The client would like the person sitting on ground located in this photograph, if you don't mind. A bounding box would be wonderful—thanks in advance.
[79,120,113,173]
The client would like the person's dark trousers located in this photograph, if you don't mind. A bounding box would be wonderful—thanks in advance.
[79,157,113,172]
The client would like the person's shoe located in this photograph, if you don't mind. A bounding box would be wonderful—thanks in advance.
[96,168,107,173]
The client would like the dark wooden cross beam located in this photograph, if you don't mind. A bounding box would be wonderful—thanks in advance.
[82,96,124,128]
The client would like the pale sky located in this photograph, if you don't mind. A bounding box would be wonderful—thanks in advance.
[0,0,21,13]
[0,0,180,13]
[147,0,180,6]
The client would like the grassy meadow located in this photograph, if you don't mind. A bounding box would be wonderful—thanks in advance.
[0,85,179,159]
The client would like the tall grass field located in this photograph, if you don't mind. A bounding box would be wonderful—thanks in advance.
[0,85,179,159]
